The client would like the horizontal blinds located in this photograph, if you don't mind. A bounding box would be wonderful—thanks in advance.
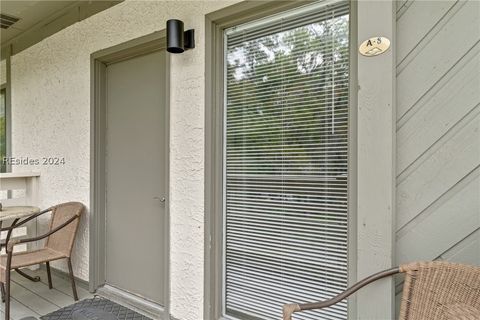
[224,1,350,320]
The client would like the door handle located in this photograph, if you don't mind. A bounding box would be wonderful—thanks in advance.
[153,196,166,202]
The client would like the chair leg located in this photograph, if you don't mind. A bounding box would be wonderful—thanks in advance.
[67,258,78,301]
[46,262,53,289]
[15,268,41,282]
[0,283,4,303]
[5,269,10,320]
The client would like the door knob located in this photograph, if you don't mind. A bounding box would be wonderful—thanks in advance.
[153,196,166,202]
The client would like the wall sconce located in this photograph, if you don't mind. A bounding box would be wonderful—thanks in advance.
[166,19,195,54]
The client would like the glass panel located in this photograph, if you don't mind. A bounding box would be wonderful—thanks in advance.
[224,2,350,319]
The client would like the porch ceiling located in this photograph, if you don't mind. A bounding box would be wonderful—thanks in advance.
[1,1,76,45]
[0,0,122,59]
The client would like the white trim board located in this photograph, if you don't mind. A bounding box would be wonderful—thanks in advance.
[355,0,396,318]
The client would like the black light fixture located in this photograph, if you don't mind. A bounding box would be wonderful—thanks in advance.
[166,19,195,54]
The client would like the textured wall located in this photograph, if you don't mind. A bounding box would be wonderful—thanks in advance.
[395,0,480,313]
[10,1,237,319]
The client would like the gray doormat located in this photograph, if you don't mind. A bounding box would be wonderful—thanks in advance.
[40,297,152,320]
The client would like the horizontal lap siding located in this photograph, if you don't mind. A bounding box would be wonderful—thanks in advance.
[395,0,480,314]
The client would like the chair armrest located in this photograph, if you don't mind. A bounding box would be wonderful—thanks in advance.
[282,267,401,319]
[6,214,79,252]
[283,304,301,320]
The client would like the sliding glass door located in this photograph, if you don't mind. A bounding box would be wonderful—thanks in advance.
[223,1,351,319]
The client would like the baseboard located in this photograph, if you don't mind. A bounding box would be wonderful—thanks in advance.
[39,264,90,291]
[97,284,165,320]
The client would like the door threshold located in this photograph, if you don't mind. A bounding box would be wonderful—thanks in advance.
[96,284,165,320]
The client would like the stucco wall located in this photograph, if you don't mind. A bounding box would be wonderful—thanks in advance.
[9,1,238,319]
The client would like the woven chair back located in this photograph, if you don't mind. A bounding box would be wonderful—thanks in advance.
[45,202,84,257]
[399,261,480,320]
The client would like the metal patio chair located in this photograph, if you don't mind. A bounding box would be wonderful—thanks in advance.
[0,202,85,320]
[283,261,480,320]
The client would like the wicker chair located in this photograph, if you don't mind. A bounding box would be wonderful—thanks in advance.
[0,202,85,320]
[283,261,480,320]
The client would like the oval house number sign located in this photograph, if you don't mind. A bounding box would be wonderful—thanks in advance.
[359,36,391,57]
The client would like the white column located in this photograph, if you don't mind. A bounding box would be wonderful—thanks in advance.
[356,0,396,319]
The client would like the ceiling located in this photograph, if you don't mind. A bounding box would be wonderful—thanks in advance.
[1,1,78,45]
[0,1,122,58]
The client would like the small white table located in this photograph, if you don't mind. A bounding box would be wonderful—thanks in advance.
[0,206,41,249]
[0,206,42,282]
[0,206,40,222]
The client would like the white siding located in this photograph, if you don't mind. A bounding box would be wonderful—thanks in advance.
[395,0,480,309]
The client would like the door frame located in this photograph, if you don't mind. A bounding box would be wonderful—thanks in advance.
[90,30,170,319]
[205,0,396,319]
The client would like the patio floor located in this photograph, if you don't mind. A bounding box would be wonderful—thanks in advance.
[0,268,93,320]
